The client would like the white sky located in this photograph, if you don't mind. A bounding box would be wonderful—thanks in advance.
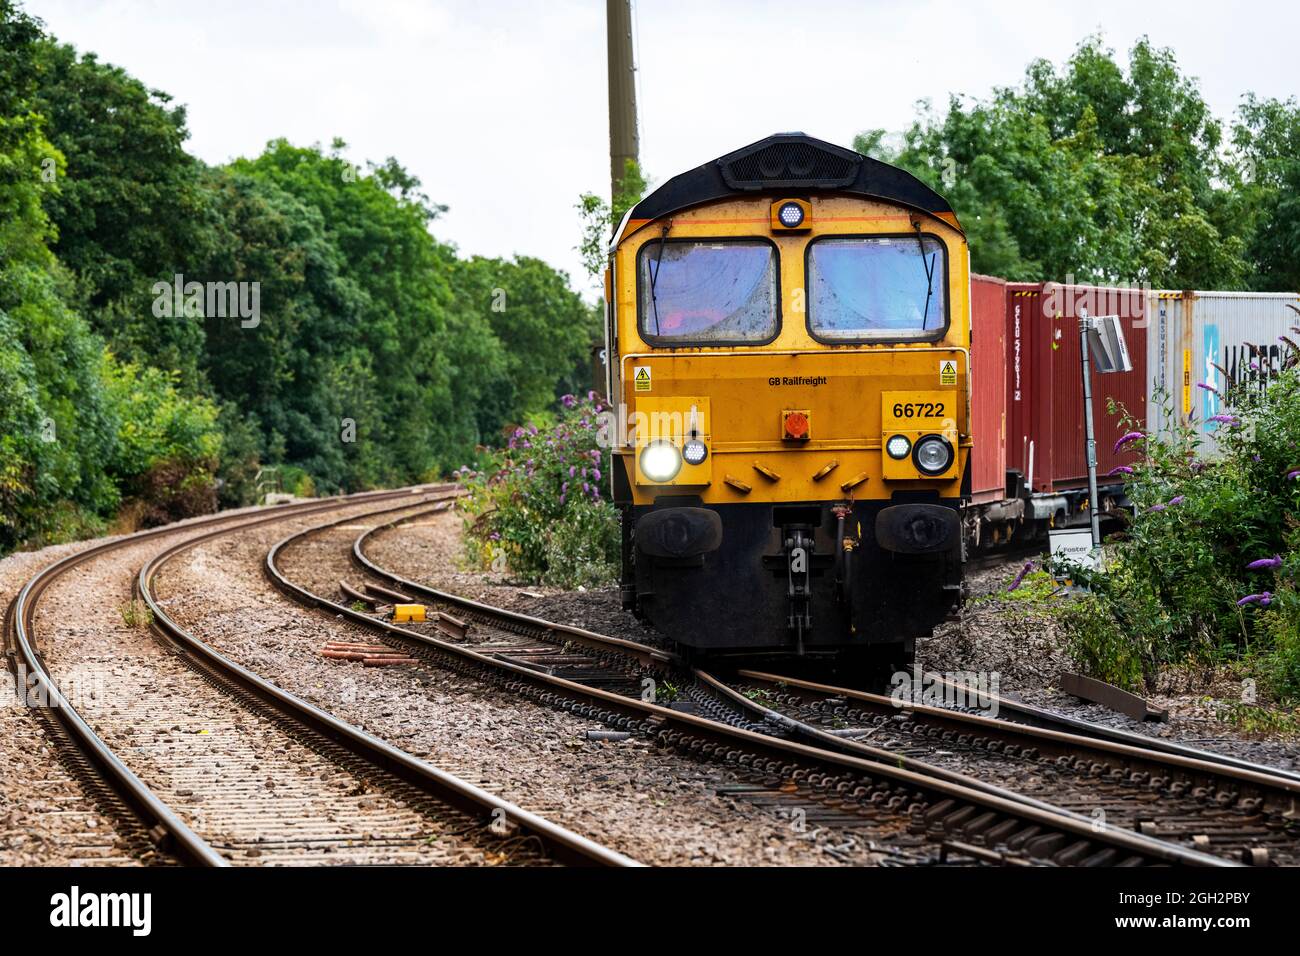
[25,0,1300,294]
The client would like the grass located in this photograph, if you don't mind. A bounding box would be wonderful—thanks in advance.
[119,599,154,629]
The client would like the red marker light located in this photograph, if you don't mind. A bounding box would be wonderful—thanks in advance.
[783,411,810,441]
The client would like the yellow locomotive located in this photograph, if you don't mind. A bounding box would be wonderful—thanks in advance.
[604,133,969,678]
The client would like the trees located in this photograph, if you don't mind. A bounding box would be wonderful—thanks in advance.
[860,37,1253,289]
[1233,95,1300,293]
[32,39,215,379]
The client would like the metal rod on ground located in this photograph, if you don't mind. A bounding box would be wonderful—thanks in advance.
[1079,309,1102,550]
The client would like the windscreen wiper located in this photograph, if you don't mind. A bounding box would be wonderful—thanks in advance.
[913,219,937,330]
[649,221,671,336]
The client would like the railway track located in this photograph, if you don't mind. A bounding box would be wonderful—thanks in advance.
[701,668,1300,866]
[5,490,634,867]
[263,502,1246,867]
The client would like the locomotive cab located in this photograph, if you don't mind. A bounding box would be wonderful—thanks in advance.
[604,133,969,680]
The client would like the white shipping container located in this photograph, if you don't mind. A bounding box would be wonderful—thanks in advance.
[1146,290,1299,453]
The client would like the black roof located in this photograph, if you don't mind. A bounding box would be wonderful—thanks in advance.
[627,132,956,226]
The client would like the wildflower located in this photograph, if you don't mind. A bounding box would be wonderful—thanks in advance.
[561,394,576,409]
[559,494,566,505]
[1147,503,1167,513]
[1007,561,1034,593]
[1246,555,1282,571]
[1104,465,1134,477]
[1237,592,1273,607]
[1287,470,1300,481]
[591,468,601,481]
[1167,495,1185,507]
[1196,382,1219,394]
[1113,431,1144,453]
[1207,414,1238,425]
[569,465,576,477]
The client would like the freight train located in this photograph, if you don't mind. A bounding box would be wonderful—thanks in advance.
[600,132,1299,678]
[963,279,1300,551]
[603,132,969,679]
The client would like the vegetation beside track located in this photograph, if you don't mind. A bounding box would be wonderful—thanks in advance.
[1059,365,1300,712]
[458,393,619,588]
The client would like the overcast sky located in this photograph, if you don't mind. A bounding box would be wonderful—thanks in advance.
[26,0,1300,293]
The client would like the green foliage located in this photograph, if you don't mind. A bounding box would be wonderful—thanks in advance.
[1058,368,1300,704]
[577,158,648,279]
[861,36,1250,287]
[32,38,214,379]
[459,394,619,588]
[1232,95,1300,292]
[0,1,601,552]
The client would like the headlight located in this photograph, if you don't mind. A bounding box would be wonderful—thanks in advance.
[682,438,708,465]
[640,441,682,482]
[885,434,912,459]
[777,201,805,228]
[913,435,954,475]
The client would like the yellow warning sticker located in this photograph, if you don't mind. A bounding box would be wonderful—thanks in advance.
[634,366,652,392]
[939,360,957,385]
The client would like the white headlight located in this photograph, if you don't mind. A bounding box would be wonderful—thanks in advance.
[640,441,682,481]
[682,439,708,465]
[886,434,912,459]
[913,435,954,474]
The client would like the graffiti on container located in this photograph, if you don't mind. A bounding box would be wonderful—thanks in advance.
[1222,342,1286,396]
[1203,324,1221,427]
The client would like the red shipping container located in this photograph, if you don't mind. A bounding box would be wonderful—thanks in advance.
[969,274,1008,503]
[1006,282,1148,493]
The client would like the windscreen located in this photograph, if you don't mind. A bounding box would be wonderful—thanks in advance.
[638,240,779,344]
[807,236,947,341]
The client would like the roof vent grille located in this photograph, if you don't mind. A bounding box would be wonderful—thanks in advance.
[719,137,861,191]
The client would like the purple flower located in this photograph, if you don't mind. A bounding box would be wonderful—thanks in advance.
[591,468,601,481]
[1007,561,1034,593]
[559,493,566,505]
[1237,592,1273,608]
[1207,414,1238,425]
[1113,431,1145,453]
[569,465,576,477]
[1250,361,1261,371]
[1246,555,1283,571]
[1105,465,1135,477]
[1147,503,1167,513]
[561,394,576,409]
[582,482,590,494]
[1167,495,1185,507]
[1287,470,1300,481]
[1196,382,1219,394]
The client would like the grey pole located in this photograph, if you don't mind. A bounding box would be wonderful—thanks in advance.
[1079,311,1102,549]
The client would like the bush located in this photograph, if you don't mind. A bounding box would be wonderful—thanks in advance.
[460,393,619,588]
[1059,364,1300,704]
